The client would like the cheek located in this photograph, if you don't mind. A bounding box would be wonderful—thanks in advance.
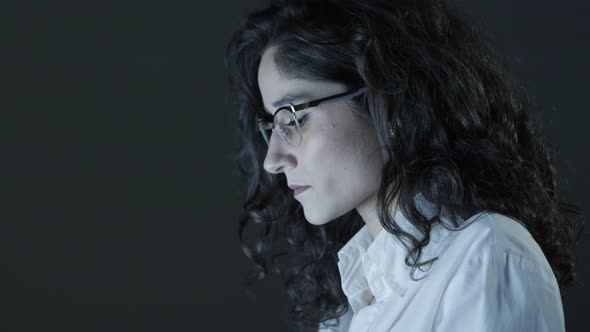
[303,118,383,194]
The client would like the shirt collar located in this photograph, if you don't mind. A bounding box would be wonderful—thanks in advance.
[336,192,466,314]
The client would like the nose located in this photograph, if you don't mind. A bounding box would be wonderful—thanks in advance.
[263,130,296,174]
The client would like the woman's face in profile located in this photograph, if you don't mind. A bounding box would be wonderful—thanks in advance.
[257,46,385,225]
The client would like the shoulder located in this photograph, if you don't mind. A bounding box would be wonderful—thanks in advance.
[434,211,555,284]
[433,212,564,331]
[452,211,546,265]
[429,212,565,332]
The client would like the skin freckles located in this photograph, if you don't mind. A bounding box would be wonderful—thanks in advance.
[257,46,387,238]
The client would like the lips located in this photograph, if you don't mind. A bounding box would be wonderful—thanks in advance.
[288,184,308,190]
[292,186,310,197]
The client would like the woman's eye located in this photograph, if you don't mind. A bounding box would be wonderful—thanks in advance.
[289,114,309,127]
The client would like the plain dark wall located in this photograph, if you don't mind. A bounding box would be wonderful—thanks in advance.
[3,0,588,331]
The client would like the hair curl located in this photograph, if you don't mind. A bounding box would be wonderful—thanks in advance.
[224,0,586,330]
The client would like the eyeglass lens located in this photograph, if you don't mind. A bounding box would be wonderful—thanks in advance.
[259,107,302,146]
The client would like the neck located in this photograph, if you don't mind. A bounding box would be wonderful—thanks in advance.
[356,191,399,240]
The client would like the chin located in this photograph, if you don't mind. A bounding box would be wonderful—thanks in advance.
[302,207,346,226]
[301,210,330,226]
[306,219,331,226]
[303,215,329,226]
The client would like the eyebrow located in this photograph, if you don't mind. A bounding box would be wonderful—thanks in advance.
[264,92,314,114]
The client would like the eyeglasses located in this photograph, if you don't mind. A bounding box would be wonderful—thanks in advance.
[256,87,367,147]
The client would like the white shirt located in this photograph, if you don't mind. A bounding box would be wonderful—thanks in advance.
[318,194,564,332]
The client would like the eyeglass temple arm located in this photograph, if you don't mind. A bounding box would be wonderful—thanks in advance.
[295,87,368,111]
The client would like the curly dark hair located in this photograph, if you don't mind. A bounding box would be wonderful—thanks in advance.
[224,0,586,330]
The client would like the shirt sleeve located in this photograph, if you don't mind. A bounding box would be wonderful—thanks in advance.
[317,304,354,332]
[432,249,565,332]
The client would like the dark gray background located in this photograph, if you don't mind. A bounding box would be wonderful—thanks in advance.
[2,0,588,331]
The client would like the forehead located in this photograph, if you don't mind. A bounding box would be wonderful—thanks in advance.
[257,46,347,115]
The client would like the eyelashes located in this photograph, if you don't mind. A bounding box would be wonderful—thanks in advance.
[295,113,309,127]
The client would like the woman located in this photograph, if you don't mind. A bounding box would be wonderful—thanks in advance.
[225,0,585,331]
